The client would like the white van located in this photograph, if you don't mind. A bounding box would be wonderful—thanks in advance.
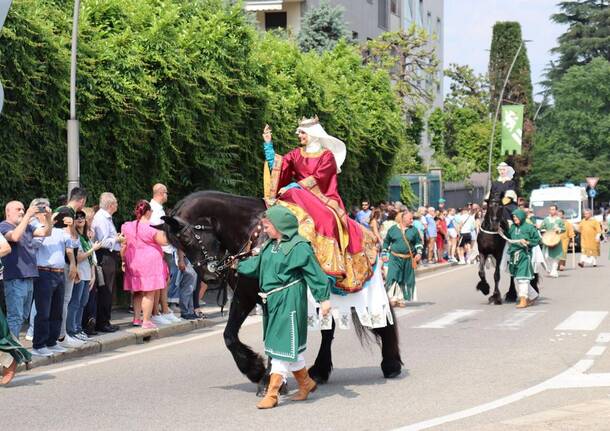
[529,184,589,226]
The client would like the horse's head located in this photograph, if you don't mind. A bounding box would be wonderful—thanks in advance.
[160,214,224,282]
[485,192,504,231]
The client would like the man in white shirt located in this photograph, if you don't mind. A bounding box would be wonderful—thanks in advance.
[92,193,124,332]
[149,184,181,324]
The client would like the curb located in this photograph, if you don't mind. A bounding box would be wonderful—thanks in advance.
[18,318,217,373]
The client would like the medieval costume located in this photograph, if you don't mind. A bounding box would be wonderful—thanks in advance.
[540,214,566,277]
[382,223,423,305]
[238,206,331,409]
[578,217,602,267]
[508,209,540,308]
[262,117,376,294]
[1,306,31,385]
[489,162,518,221]
[559,218,575,270]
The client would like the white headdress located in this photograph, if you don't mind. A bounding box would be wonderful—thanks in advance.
[497,162,515,181]
[296,116,346,173]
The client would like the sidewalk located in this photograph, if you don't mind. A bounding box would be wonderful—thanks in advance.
[16,261,456,372]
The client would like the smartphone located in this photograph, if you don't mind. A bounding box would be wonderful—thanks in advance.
[37,205,46,213]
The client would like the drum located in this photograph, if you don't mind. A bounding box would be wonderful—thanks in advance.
[542,231,561,247]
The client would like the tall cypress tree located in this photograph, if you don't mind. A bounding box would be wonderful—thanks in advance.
[488,21,534,184]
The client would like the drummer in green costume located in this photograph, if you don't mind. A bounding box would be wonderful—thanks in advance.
[1,233,31,386]
[540,204,565,278]
[238,205,331,409]
[382,211,423,306]
[508,209,541,309]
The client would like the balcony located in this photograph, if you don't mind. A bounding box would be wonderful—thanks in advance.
[244,0,304,32]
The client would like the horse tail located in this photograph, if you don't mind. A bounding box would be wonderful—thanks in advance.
[351,309,379,347]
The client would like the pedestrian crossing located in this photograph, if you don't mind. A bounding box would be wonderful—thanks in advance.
[401,308,610,332]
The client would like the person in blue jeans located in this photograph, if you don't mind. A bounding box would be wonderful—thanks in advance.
[31,215,79,357]
[0,200,52,338]
[67,211,101,341]
[176,251,198,320]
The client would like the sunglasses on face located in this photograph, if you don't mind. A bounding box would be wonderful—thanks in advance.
[75,216,86,221]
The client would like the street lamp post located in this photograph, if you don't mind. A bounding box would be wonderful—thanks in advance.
[486,40,530,192]
[67,0,81,195]
[0,0,13,115]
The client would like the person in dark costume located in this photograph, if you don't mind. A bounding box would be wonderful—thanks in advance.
[489,162,518,222]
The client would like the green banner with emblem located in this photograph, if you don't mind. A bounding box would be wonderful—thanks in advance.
[501,104,524,155]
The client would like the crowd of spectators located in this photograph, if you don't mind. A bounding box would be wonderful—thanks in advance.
[0,184,206,358]
[350,200,484,266]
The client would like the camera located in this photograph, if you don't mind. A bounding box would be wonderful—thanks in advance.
[37,205,46,213]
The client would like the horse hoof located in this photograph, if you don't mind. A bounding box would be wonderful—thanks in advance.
[477,281,490,295]
[381,359,402,378]
[308,364,330,384]
[505,293,517,303]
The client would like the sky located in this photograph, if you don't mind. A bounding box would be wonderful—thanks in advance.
[444,0,567,101]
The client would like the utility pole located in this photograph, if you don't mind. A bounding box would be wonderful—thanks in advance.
[67,0,81,196]
[0,0,12,115]
[486,40,530,192]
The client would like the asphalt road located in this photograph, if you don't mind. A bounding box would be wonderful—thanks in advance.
[4,246,610,431]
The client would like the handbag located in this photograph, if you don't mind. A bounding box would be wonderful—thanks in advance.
[95,265,105,287]
[400,227,418,270]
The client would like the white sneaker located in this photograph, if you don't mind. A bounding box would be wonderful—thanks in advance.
[458,260,466,265]
[163,312,182,323]
[47,344,68,353]
[151,314,171,325]
[60,335,84,348]
[74,332,90,342]
[25,327,34,341]
[31,347,54,357]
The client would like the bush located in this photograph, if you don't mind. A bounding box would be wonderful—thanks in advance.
[0,0,409,219]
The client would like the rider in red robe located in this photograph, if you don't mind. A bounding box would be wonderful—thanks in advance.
[262,118,376,293]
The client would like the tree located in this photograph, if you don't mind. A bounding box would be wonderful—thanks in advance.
[363,26,438,110]
[488,21,535,183]
[0,0,407,214]
[297,0,349,54]
[426,64,499,181]
[547,0,610,83]
[528,58,610,200]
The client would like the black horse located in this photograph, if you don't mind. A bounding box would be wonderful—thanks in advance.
[476,194,538,304]
[158,191,403,393]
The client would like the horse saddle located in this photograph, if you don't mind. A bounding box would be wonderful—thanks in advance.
[542,231,561,247]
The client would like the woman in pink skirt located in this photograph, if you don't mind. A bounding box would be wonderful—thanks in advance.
[121,200,169,329]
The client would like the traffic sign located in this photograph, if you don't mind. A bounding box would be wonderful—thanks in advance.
[586,177,599,188]
[588,188,597,198]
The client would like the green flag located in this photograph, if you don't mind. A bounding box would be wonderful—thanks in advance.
[501,104,524,155]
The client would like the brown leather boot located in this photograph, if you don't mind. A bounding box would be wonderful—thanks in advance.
[516,297,528,309]
[291,367,317,401]
[256,373,283,409]
[0,359,17,385]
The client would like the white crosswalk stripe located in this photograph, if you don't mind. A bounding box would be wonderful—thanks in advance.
[494,310,546,330]
[415,309,481,329]
[554,311,608,331]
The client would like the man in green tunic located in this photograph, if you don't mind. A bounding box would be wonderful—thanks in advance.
[540,205,565,278]
[238,205,331,409]
[508,209,541,309]
[0,232,31,385]
[382,211,423,306]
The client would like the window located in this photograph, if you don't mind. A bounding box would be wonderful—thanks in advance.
[426,11,432,33]
[352,31,359,41]
[418,0,424,26]
[435,17,442,38]
[265,12,287,30]
[391,0,398,15]
[378,0,388,29]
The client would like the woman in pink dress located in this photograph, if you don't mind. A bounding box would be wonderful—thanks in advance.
[121,200,169,329]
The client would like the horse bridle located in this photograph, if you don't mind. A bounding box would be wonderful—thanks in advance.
[176,219,262,277]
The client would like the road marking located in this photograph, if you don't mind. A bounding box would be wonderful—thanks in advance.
[495,310,546,330]
[554,311,608,331]
[12,316,263,384]
[586,345,607,356]
[596,332,610,343]
[416,309,481,329]
[395,359,607,431]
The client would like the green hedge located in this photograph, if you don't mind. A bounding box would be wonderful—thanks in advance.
[0,0,408,219]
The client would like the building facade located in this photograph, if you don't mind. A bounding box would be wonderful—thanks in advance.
[244,0,443,108]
